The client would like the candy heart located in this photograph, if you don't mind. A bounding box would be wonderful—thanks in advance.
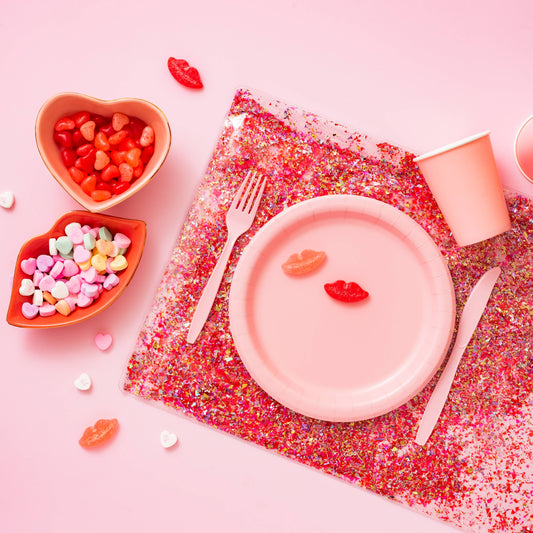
[140,126,154,147]
[74,373,92,391]
[80,120,95,141]
[36,254,54,272]
[94,333,113,351]
[21,302,39,319]
[51,280,69,299]
[0,190,15,209]
[160,430,178,449]
[94,150,110,171]
[62,259,80,278]
[109,255,128,271]
[56,236,73,255]
[19,278,35,297]
[103,273,119,290]
[73,245,92,264]
[21,258,37,276]
[112,112,129,131]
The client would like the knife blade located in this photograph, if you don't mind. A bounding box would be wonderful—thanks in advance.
[415,266,501,446]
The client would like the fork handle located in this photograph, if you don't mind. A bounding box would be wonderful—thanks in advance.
[186,235,237,344]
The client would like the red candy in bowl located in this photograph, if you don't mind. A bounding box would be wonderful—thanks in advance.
[35,92,171,212]
[7,210,146,328]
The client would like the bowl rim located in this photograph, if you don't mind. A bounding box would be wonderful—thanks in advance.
[35,92,172,213]
[6,210,147,328]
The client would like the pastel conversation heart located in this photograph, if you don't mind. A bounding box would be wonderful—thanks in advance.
[74,373,92,391]
[160,430,178,449]
[94,333,113,351]
[73,245,92,264]
[0,190,15,209]
[21,302,39,319]
[21,258,37,276]
[19,279,35,297]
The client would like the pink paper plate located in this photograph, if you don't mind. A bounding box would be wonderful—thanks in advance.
[229,195,456,422]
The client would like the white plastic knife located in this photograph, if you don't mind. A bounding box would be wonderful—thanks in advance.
[415,266,501,446]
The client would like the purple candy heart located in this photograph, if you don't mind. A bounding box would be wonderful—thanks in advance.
[21,302,39,319]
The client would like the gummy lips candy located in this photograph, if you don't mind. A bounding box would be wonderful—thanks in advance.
[324,280,369,303]
[79,418,119,448]
[167,57,203,89]
[281,249,326,275]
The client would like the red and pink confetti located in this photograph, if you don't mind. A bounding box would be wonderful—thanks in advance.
[124,89,533,533]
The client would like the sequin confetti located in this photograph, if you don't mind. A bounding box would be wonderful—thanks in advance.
[124,88,533,533]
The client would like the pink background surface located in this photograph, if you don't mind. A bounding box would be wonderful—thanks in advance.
[2,1,532,532]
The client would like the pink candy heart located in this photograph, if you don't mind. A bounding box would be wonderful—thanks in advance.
[21,258,36,276]
[73,245,91,264]
[36,254,54,272]
[94,333,113,351]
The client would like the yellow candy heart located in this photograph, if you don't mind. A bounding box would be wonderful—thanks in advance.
[91,253,107,272]
[110,255,128,271]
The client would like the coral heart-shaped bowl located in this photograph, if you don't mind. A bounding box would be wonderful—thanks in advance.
[7,211,146,328]
[35,92,171,212]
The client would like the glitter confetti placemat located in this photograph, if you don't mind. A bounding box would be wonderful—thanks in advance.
[124,88,533,533]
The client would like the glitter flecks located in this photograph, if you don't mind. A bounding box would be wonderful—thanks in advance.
[124,88,533,533]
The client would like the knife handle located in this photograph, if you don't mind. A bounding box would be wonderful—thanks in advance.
[414,342,466,445]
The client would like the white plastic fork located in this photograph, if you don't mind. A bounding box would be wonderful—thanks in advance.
[186,170,267,344]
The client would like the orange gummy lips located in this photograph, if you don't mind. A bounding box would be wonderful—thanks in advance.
[281,249,326,275]
[79,418,119,448]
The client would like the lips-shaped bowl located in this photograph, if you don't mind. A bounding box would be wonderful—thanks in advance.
[35,92,171,212]
[7,210,146,328]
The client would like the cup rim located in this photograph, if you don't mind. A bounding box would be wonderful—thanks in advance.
[413,130,491,163]
[513,115,533,184]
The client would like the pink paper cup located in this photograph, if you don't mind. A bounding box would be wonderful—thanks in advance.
[414,131,511,247]
[514,116,533,183]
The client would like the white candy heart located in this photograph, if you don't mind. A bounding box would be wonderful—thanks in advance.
[19,278,35,296]
[160,430,178,449]
[0,190,14,209]
[51,280,69,299]
[74,373,92,391]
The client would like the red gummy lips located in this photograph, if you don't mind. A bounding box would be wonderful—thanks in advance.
[324,280,369,303]
[167,57,203,89]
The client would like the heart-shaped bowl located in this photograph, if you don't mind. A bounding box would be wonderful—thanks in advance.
[35,92,171,212]
[7,210,146,328]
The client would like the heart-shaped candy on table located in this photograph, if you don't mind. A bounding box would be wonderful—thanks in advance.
[0,191,14,209]
[35,92,171,212]
[74,373,92,391]
[160,430,178,449]
[94,333,113,351]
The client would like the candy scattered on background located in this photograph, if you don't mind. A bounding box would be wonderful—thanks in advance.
[94,333,113,351]
[324,280,369,303]
[79,418,118,448]
[167,57,203,89]
[53,111,155,201]
[0,190,15,209]
[160,430,178,449]
[74,373,92,391]
[281,249,326,275]
[17,222,130,319]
